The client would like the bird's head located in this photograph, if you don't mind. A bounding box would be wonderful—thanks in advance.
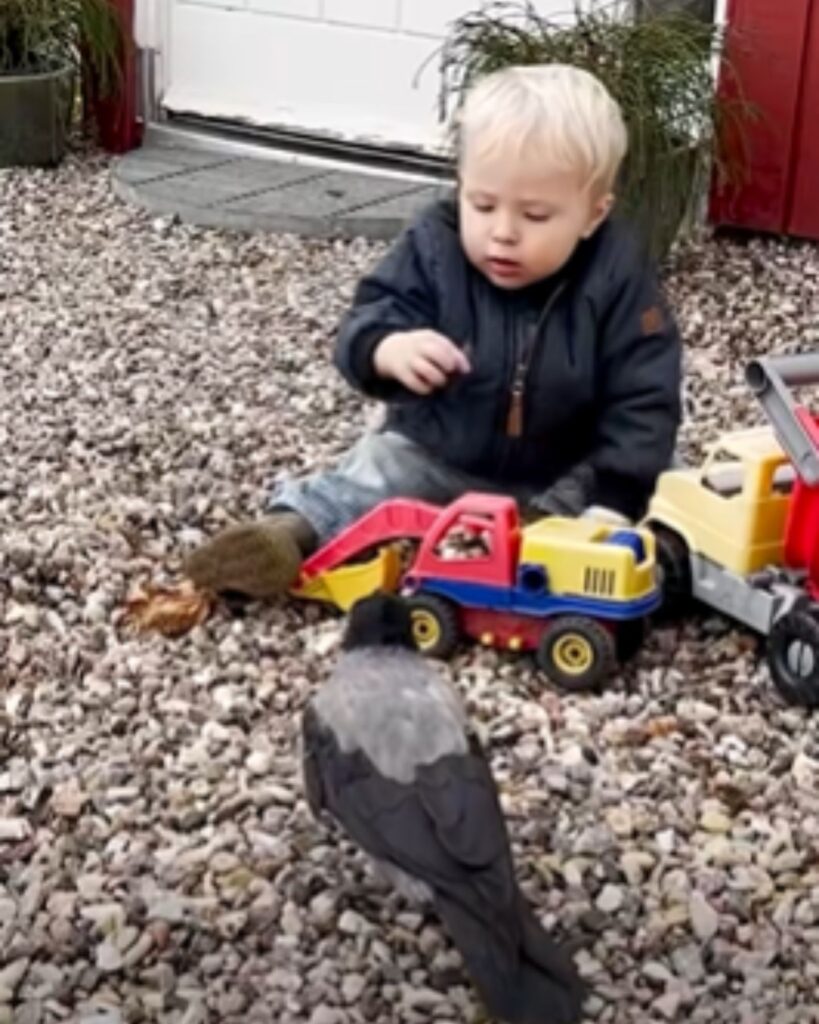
[341,592,417,652]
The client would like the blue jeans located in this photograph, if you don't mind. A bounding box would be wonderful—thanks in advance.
[270,430,542,546]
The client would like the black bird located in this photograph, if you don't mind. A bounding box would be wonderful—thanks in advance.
[301,592,586,1024]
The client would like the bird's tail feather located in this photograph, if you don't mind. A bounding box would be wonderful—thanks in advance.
[516,895,587,1023]
[435,891,586,1024]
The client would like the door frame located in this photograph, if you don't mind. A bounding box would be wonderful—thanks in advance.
[133,0,171,122]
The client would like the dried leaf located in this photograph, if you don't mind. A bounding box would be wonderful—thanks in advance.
[618,716,680,746]
[643,716,680,738]
[121,580,214,637]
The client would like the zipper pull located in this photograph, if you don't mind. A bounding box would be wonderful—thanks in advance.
[506,380,524,437]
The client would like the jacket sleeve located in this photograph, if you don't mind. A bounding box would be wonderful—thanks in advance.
[588,258,682,518]
[333,216,439,401]
[532,254,682,521]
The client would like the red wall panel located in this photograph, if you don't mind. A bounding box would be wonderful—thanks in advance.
[709,0,814,236]
[787,0,819,237]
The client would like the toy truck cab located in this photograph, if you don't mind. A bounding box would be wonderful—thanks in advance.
[647,428,795,588]
[646,428,799,634]
[407,493,521,589]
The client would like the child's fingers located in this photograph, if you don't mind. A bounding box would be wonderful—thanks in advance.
[396,363,433,394]
[419,336,470,376]
[411,355,448,389]
[448,340,472,374]
[404,371,433,394]
[454,349,471,373]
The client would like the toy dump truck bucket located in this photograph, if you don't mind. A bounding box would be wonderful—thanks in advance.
[746,355,819,486]
[291,546,403,611]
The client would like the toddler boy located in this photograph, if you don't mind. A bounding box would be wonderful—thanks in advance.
[186,64,682,599]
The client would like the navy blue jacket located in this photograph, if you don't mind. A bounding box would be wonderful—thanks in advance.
[334,198,682,520]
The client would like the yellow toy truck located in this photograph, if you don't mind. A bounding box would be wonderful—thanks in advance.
[645,354,819,707]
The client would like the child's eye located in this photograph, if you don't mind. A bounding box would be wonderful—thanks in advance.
[471,199,494,213]
[525,212,551,222]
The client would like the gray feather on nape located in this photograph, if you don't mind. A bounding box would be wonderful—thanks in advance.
[313,648,469,784]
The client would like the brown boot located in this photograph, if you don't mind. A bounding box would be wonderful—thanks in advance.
[184,511,317,600]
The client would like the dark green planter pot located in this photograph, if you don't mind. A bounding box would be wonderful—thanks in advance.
[0,66,74,168]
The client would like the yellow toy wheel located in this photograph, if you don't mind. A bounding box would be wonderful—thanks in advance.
[552,633,594,675]
[537,616,616,692]
[405,594,460,659]
[412,608,442,648]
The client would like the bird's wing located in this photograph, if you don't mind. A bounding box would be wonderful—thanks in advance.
[417,731,510,865]
[414,738,586,1024]
[319,735,525,980]
[314,733,510,903]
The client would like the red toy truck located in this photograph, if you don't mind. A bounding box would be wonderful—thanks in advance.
[292,492,661,691]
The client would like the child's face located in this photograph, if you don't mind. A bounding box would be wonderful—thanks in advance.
[458,146,613,289]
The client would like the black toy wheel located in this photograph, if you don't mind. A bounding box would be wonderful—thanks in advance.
[651,526,692,618]
[616,617,647,663]
[405,594,461,659]
[767,605,819,708]
[537,616,616,692]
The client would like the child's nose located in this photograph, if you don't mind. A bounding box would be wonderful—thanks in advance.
[491,212,519,245]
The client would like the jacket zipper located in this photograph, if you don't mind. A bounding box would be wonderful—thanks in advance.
[505,280,567,438]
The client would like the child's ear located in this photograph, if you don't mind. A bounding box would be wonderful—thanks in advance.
[582,192,615,238]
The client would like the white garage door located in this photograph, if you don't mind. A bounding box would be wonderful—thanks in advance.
[160,0,574,152]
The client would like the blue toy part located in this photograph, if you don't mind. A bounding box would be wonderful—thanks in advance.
[516,562,549,595]
[403,576,661,621]
[606,529,646,563]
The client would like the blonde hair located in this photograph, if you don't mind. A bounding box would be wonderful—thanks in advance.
[456,64,628,196]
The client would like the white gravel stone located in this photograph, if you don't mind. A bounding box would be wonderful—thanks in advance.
[689,890,720,942]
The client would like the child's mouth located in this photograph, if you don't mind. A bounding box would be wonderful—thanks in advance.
[486,257,522,278]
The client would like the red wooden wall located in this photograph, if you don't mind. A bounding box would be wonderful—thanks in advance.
[710,0,819,240]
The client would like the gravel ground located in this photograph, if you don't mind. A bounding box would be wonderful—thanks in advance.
[2,151,819,1024]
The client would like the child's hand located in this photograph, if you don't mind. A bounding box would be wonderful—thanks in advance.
[373,330,471,395]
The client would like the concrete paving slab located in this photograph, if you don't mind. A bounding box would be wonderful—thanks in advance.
[136,160,331,207]
[222,169,429,217]
[113,146,235,185]
[337,183,451,236]
[112,139,452,240]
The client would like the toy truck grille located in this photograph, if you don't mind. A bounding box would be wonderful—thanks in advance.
[583,566,617,596]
